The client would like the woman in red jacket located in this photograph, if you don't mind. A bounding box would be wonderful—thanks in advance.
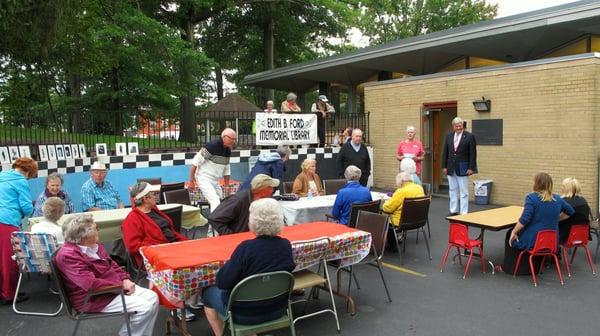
[122,182,187,267]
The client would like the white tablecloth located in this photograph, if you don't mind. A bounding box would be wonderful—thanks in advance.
[279,191,388,225]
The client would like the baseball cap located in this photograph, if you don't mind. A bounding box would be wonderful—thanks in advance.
[318,95,328,102]
[251,174,280,190]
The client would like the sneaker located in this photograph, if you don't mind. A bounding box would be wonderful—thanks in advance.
[176,308,196,322]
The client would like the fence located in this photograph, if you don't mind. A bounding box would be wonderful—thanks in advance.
[0,108,369,159]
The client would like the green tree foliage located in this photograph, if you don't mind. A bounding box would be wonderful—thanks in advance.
[355,0,497,44]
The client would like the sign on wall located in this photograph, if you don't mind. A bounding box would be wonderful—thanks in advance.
[255,113,317,145]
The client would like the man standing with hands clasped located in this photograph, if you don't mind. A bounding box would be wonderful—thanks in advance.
[311,95,335,147]
[441,117,477,215]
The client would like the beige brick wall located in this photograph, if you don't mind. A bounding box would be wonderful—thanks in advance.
[365,57,600,213]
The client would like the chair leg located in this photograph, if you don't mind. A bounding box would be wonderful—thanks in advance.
[375,259,392,302]
[440,246,452,272]
[352,272,361,290]
[120,293,132,336]
[479,246,486,273]
[513,251,525,277]
[538,256,546,275]
[426,218,431,238]
[463,249,475,279]
[12,272,63,316]
[562,247,572,277]
[552,254,565,285]
[595,236,600,263]
[528,255,538,287]
[392,229,403,264]
[322,261,341,332]
[456,247,463,266]
[570,247,579,265]
[72,319,81,336]
[583,245,597,275]
[421,228,432,260]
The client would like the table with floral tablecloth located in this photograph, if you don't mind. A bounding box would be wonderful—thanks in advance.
[140,222,371,306]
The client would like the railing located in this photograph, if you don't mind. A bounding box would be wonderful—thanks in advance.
[0,109,369,159]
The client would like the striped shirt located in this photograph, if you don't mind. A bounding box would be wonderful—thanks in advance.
[81,178,122,211]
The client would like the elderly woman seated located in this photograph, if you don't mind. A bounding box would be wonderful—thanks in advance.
[122,182,187,267]
[30,197,66,245]
[202,198,296,335]
[400,158,421,185]
[55,214,159,336]
[559,177,591,244]
[33,172,75,217]
[331,165,372,225]
[292,158,323,197]
[382,172,425,226]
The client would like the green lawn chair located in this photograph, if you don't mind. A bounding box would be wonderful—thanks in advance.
[221,271,296,336]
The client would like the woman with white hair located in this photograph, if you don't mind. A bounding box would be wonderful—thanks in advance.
[559,177,591,244]
[331,165,373,225]
[30,197,65,244]
[396,125,425,176]
[383,172,425,226]
[292,158,324,197]
[264,100,277,113]
[400,157,422,185]
[32,172,74,217]
[55,214,159,336]
[280,92,301,113]
[202,198,295,335]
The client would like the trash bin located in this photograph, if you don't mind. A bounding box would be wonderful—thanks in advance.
[473,180,493,205]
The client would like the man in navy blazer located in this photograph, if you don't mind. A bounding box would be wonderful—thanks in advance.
[441,117,477,215]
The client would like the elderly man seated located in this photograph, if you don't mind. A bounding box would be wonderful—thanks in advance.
[122,182,187,267]
[331,165,373,225]
[383,172,425,226]
[209,174,279,235]
[55,214,159,336]
[202,198,296,334]
[81,162,124,211]
[30,197,66,245]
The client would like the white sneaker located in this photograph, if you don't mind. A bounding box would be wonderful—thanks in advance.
[175,308,195,321]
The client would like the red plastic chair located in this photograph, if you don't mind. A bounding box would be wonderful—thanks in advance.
[513,229,564,286]
[560,224,596,277]
[440,223,484,279]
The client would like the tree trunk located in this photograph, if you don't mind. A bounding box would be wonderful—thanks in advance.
[215,66,224,100]
[263,15,275,102]
[112,67,123,136]
[69,73,82,132]
[178,20,198,143]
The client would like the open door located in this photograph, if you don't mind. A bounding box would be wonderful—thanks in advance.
[421,102,457,194]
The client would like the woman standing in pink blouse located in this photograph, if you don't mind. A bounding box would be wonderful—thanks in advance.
[396,125,425,176]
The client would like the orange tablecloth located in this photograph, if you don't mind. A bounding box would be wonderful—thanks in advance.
[140,222,371,305]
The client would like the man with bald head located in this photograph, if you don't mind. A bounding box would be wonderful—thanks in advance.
[189,128,237,233]
[336,128,371,186]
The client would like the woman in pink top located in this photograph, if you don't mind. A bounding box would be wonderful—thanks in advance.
[396,125,425,176]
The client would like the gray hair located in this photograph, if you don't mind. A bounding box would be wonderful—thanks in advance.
[395,172,413,186]
[452,117,463,125]
[276,145,291,159]
[400,158,417,174]
[286,92,297,101]
[344,165,362,181]
[352,128,363,137]
[130,182,149,207]
[42,197,65,223]
[248,198,284,237]
[63,214,96,244]
[406,125,416,132]
[46,172,64,186]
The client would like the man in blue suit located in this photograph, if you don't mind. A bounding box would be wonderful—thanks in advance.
[441,117,477,215]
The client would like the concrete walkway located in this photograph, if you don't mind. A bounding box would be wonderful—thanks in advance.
[2,197,598,336]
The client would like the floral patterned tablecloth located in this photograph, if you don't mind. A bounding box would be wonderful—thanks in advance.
[141,222,371,306]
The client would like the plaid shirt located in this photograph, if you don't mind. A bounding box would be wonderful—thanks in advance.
[80,178,122,211]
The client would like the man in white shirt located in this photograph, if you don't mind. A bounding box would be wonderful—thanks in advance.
[311,95,335,147]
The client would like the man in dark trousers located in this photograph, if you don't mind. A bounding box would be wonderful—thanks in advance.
[337,128,371,186]
[441,117,477,215]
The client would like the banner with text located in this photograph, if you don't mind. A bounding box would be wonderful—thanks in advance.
[255,113,317,145]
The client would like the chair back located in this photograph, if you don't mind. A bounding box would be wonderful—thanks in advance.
[137,177,162,186]
[398,196,431,230]
[323,179,347,196]
[348,199,382,228]
[421,183,431,196]
[565,224,589,246]
[291,237,330,270]
[11,232,59,274]
[163,189,191,205]
[162,205,183,233]
[50,250,79,318]
[159,182,185,204]
[355,210,389,259]
[227,271,294,312]
[448,223,470,246]
[283,181,294,194]
[531,230,558,253]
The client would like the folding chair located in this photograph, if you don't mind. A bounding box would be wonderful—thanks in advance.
[10,232,63,316]
[50,251,136,336]
[283,181,294,194]
[159,182,185,205]
[291,237,340,332]
[513,229,564,287]
[162,205,183,233]
[390,196,432,264]
[136,177,162,186]
[325,199,381,228]
[163,189,192,205]
[221,271,296,336]
[560,224,596,276]
[323,179,347,195]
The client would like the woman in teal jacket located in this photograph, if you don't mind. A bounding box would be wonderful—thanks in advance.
[0,157,37,305]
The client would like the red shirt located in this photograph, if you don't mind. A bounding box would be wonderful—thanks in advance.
[396,140,425,175]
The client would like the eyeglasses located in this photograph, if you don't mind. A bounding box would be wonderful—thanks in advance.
[91,170,107,175]
[224,135,237,141]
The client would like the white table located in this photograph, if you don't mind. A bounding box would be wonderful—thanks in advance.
[279,191,388,225]
[28,203,207,242]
